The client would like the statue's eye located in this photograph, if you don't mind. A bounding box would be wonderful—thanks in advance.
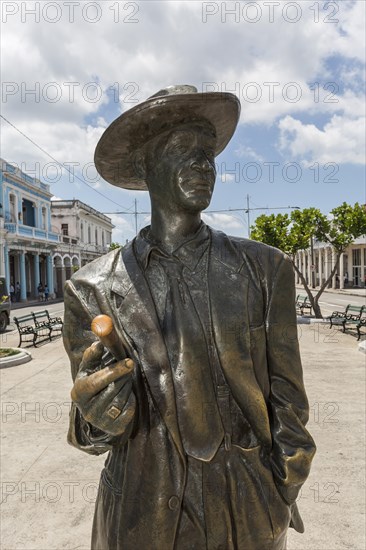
[168,138,191,155]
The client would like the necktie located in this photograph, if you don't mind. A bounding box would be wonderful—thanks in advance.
[161,258,224,461]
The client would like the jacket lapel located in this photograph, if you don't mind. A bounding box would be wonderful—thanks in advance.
[208,229,272,448]
[110,243,183,458]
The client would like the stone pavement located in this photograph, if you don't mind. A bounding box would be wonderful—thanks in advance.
[0,322,365,549]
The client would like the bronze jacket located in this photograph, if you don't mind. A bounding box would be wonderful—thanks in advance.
[64,227,315,550]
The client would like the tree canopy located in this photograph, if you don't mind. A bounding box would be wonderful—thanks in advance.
[250,203,366,317]
[108,242,122,251]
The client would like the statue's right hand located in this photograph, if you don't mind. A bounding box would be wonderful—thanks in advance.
[71,341,135,436]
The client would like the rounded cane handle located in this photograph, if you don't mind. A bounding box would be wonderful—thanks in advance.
[91,315,126,361]
[91,314,114,338]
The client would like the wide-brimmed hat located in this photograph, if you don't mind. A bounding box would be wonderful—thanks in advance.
[94,85,241,190]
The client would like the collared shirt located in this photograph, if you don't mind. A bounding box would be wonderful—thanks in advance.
[135,223,211,334]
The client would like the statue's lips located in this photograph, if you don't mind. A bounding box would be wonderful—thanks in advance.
[187,178,214,191]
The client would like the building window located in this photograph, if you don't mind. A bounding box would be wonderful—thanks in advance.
[80,222,84,242]
[88,225,91,243]
[95,228,98,245]
[102,230,105,247]
[62,223,69,236]
[352,249,361,266]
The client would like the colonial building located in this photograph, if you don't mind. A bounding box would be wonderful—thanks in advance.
[1,160,115,301]
[294,236,366,290]
[51,200,113,295]
[0,158,60,300]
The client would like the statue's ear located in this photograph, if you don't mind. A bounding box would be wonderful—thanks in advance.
[132,149,146,179]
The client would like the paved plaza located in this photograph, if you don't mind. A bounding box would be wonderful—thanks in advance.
[0,319,365,550]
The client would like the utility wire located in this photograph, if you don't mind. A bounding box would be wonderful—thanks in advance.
[0,114,133,211]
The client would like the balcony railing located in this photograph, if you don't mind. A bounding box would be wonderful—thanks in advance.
[81,244,109,255]
[62,235,79,245]
[4,223,61,242]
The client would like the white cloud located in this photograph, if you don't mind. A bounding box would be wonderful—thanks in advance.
[278,114,366,166]
[1,119,106,186]
[109,213,135,244]
[202,213,244,232]
[234,145,264,162]
[219,173,236,183]
[3,1,364,124]
[1,0,365,188]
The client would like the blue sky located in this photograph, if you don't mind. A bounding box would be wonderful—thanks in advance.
[2,0,365,241]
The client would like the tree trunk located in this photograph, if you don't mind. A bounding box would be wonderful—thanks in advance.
[292,262,322,317]
[291,251,342,319]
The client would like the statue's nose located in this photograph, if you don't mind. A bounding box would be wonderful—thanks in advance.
[190,153,212,173]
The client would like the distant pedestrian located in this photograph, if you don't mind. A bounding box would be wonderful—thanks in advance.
[10,283,15,302]
[44,284,49,302]
[38,282,44,302]
[15,282,21,302]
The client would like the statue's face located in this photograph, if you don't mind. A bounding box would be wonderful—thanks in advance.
[145,121,217,213]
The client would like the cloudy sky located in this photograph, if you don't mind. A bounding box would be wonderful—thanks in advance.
[2,0,365,242]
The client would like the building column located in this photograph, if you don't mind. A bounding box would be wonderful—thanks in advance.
[47,255,54,296]
[361,247,365,287]
[0,238,4,279]
[19,252,27,301]
[331,248,337,289]
[57,259,67,296]
[339,252,344,289]
[34,254,40,293]
[301,252,305,282]
[4,244,10,291]
[318,249,323,288]
[347,251,353,285]
[307,249,311,285]
[296,253,300,283]
[324,246,330,287]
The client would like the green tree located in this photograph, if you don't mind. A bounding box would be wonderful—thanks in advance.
[251,203,366,318]
[108,242,122,251]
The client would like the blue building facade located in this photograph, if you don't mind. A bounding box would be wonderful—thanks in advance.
[0,159,60,301]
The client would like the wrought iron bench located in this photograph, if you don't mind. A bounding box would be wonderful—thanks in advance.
[356,317,366,341]
[13,310,63,347]
[329,304,364,329]
[31,310,63,340]
[13,313,52,347]
[341,305,365,337]
[295,294,313,316]
[329,304,351,328]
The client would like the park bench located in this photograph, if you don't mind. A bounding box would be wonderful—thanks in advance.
[341,305,365,337]
[32,310,63,339]
[329,304,362,328]
[329,304,365,335]
[356,317,366,341]
[328,304,351,328]
[13,310,63,348]
[295,294,313,316]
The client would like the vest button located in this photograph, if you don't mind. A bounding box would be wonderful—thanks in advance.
[168,496,180,511]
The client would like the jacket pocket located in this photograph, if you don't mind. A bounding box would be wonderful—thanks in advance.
[231,445,291,545]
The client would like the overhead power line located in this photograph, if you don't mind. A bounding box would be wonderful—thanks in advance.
[104,196,301,237]
[0,114,133,211]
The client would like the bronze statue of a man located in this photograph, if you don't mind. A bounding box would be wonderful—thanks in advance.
[64,85,315,550]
